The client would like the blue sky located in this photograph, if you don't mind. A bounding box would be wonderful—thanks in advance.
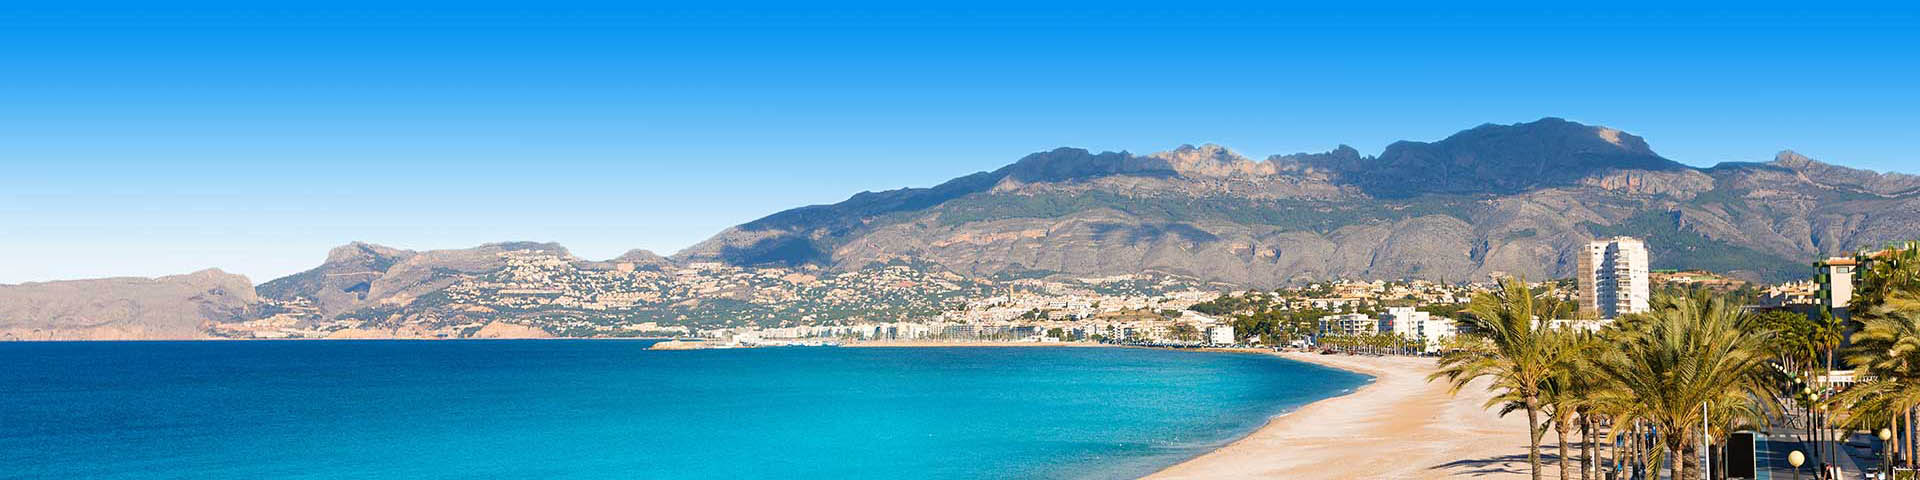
[3,2,1917,284]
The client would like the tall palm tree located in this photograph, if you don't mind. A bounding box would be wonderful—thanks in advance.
[1534,373,1581,480]
[1593,290,1776,480]
[1590,319,1663,479]
[1555,331,1610,480]
[1430,277,1573,480]
[1504,330,1610,480]
[1589,390,1649,479]
[1815,307,1847,377]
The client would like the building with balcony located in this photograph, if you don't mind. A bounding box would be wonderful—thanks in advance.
[1577,236,1649,319]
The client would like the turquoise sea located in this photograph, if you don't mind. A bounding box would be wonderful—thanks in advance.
[0,341,1368,479]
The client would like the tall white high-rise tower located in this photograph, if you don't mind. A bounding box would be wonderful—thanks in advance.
[1576,237,1650,319]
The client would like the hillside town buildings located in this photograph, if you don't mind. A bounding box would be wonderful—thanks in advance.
[1757,280,1820,308]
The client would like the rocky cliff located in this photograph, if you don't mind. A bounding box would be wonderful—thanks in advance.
[0,269,258,340]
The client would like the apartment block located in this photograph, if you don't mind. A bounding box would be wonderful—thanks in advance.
[1576,236,1650,319]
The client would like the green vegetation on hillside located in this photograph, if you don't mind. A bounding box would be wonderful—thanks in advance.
[935,191,1479,234]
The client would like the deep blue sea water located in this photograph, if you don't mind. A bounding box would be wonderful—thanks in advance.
[0,341,1368,479]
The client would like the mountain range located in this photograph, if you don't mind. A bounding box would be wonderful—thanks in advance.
[5,117,1918,339]
[678,117,1918,285]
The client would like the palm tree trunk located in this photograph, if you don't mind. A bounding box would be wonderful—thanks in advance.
[1602,420,1614,479]
[1580,415,1593,480]
[1634,421,1645,480]
[1633,422,1643,479]
[1557,419,1572,480]
[1671,441,1687,480]
[1527,394,1543,480]
[1628,422,1643,478]
[1901,410,1910,476]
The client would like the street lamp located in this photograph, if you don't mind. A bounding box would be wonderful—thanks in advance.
[1789,450,1805,480]
[1883,428,1896,479]
[1819,403,1830,463]
[1803,387,1817,452]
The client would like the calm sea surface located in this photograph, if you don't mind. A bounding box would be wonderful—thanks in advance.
[0,341,1368,479]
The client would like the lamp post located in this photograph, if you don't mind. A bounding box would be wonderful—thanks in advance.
[1803,386,1816,459]
[1883,428,1896,480]
[1790,450,1805,480]
[1819,402,1830,464]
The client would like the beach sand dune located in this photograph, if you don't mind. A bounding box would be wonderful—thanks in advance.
[1146,352,1536,480]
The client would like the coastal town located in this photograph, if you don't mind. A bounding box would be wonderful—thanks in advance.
[217,236,1792,357]
[214,244,1490,345]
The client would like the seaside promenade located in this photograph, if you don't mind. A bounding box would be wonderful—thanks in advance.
[1147,352,1532,480]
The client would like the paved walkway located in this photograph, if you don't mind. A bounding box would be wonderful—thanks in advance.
[1759,431,1874,479]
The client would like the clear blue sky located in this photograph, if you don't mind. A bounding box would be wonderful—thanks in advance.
[3,2,1917,284]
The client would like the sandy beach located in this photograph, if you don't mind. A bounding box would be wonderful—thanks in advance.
[1146,352,1534,480]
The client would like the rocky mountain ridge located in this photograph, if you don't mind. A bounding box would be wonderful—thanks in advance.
[677,118,1920,286]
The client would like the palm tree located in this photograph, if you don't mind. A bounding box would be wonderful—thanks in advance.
[1753,309,1822,381]
[1533,374,1581,480]
[1554,331,1610,480]
[1589,387,1650,479]
[1751,308,1830,466]
[1815,307,1847,380]
[1593,290,1776,480]
[1500,330,1610,480]
[1430,277,1573,480]
[1588,320,1662,479]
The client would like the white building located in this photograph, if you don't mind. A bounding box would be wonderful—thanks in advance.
[1817,256,1859,316]
[1816,243,1916,319]
[1418,317,1457,352]
[1381,306,1457,352]
[1319,313,1378,337]
[1577,236,1650,319]
[1381,306,1428,339]
[1206,324,1235,345]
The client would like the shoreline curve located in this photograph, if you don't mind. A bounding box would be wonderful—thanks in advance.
[1143,351,1532,480]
